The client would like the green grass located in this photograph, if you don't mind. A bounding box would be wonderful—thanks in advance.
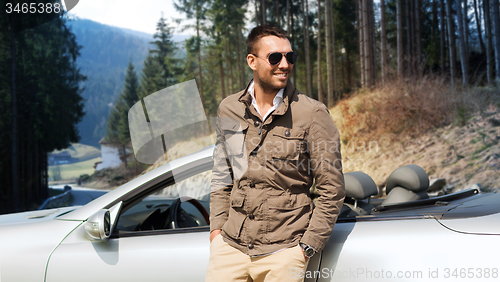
[49,157,102,182]
[51,143,101,162]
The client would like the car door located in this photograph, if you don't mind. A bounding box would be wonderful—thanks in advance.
[46,227,211,282]
[46,168,214,282]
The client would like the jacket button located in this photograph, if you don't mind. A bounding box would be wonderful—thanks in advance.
[249,214,255,220]
[249,182,255,188]
[254,121,260,127]
[248,244,254,249]
[285,130,290,137]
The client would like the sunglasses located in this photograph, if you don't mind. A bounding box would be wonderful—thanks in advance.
[253,51,298,65]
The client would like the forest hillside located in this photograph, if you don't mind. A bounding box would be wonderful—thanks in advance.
[68,18,189,148]
[67,18,151,147]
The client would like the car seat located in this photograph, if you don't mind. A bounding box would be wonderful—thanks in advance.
[340,171,379,217]
[381,164,429,206]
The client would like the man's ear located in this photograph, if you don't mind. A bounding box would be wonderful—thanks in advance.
[247,54,257,71]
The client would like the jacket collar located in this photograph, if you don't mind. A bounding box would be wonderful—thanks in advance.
[238,79,297,118]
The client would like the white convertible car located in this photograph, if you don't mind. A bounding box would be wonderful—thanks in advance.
[1,145,499,282]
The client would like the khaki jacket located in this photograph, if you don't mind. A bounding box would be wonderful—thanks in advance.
[210,79,345,256]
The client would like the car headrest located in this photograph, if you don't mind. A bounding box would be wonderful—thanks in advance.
[381,187,429,206]
[344,171,378,200]
[386,164,429,194]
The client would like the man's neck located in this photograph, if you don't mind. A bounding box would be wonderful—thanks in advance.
[253,80,280,107]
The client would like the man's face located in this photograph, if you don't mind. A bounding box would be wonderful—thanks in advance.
[247,36,294,92]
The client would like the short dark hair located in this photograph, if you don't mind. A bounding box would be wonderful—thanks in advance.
[247,25,289,55]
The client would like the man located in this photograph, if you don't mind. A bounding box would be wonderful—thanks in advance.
[206,25,345,282]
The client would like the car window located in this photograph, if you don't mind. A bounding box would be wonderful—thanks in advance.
[116,169,212,232]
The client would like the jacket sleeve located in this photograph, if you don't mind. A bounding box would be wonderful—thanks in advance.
[209,109,234,233]
[300,103,346,252]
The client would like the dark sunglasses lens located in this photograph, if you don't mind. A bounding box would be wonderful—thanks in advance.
[268,53,283,65]
[286,52,298,64]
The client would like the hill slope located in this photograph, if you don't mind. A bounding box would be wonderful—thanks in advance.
[67,18,152,148]
[331,81,500,193]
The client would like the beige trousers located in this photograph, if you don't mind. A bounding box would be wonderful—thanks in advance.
[205,234,309,282]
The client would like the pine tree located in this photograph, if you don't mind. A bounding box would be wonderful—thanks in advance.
[492,0,500,82]
[302,0,312,97]
[457,0,469,85]
[1,10,85,213]
[440,0,447,75]
[150,15,178,88]
[105,100,122,145]
[446,0,457,85]
[397,0,404,79]
[139,54,164,100]
[332,0,356,90]
[485,0,494,83]
[106,61,140,168]
[118,61,140,145]
[473,0,486,54]
[381,0,388,84]
[317,0,323,103]
[415,0,422,76]
[330,0,338,99]
[174,0,208,108]
[407,0,414,77]
[262,0,267,24]
[359,0,375,86]
[326,0,333,103]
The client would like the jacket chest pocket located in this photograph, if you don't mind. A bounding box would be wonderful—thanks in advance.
[270,128,307,161]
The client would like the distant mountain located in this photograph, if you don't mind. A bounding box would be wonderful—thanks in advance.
[67,18,189,148]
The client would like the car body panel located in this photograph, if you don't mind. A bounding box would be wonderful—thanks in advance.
[47,202,323,282]
[437,212,500,235]
[0,216,82,282]
[0,207,77,226]
[46,227,210,282]
[317,218,500,282]
[438,192,500,218]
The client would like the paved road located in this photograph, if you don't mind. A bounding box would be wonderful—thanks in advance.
[50,185,109,206]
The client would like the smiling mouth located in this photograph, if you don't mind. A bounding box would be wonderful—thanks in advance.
[275,73,288,78]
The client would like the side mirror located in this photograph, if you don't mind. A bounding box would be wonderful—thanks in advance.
[85,210,111,240]
[85,201,122,241]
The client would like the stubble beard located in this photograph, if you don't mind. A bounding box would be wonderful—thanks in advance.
[256,72,289,95]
